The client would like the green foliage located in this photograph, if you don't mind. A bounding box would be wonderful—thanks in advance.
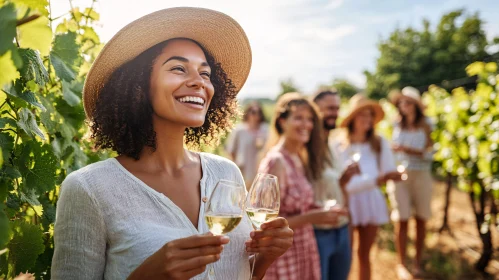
[329,78,359,99]
[365,9,497,99]
[278,78,300,97]
[0,0,110,277]
[425,61,499,235]
[7,221,45,275]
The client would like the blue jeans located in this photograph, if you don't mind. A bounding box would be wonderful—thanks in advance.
[314,225,352,280]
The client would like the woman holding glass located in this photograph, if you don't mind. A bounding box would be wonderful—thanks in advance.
[226,102,269,187]
[51,8,293,280]
[387,87,434,279]
[259,93,347,280]
[331,94,403,280]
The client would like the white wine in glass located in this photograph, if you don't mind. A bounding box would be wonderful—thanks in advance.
[204,179,245,236]
[245,173,280,279]
[205,214,243,236]
[245,208,279,229]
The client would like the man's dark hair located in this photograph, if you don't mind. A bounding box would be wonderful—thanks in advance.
[312,88,339,103]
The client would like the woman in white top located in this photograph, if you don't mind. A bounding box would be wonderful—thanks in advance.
[387,87,434,279]
[51,8,293,280]
[332,94,403,280]
[226,102,269,187]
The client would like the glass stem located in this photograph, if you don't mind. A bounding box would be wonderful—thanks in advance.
[250,252,257,280]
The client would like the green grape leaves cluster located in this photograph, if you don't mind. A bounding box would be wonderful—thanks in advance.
[425,61,499,230]
[0,0,111,278]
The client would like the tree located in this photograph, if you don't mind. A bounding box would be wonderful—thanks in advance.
[331,78,359,99]
[365,9,497,99]
[278,78,300,97]
[0,0,108,278]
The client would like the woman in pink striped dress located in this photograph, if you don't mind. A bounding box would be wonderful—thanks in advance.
[259,93,348,280]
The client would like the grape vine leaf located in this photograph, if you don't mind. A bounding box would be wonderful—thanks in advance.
[39,194,55,229]
[62,80,81,106]
[19,48,49,86]
[0,132,14,164]
[82,26,100,44]
[0,204,11,248]
[0,3,17,56]
[0,51,20,88]
[17,142,57,194]
[12,0,49,17]
[17,16,52,56]
[4,83,45,111]
[5,192,20,210]
[39,95,77,140]
[7,221,45,274]
[0,177,9,204]
[20,188,41,206]
[17,108,45,139]
[1,166,21,179]
[84,8,100,21]
[0,117,16,128]
[50,32,80,82]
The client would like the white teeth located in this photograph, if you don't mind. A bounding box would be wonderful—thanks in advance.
[177,96,205,105]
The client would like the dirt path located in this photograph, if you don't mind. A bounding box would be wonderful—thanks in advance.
[348,182,499,280]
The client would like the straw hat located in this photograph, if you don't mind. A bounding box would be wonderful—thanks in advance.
[275,92,303,109]
[389,86,425,111]
[339,94,385,128]
[83,7,252,119]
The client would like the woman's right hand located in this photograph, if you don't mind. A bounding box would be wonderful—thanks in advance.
[309,207,349,225]
[339,163,361,188]
[377,171,404,186]
[127,233,229,280]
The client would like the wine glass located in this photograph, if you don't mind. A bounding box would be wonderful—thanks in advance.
[204,180,245,236]
[324,199,338,210]
[395,153,409,181]
[350,147,361,163]
[245,173,280,279]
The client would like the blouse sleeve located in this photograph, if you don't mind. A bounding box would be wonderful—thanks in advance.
[51,173,106,280]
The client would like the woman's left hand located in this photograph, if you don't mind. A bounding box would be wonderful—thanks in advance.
[392,144,407,153]
[245,217,293,260]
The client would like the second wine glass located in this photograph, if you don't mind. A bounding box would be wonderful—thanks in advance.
[245,173,280,279]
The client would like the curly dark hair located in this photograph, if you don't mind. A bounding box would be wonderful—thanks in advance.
[90,39,239,159]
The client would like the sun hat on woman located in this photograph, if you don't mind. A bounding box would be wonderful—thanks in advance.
[389,86,425,111]
[83,7,252,119]
[339,94,385,128]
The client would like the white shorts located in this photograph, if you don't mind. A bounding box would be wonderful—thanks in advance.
[387,170,433,222]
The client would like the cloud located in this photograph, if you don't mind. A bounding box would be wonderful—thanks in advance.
[304,25,357,42]
[326,0,344,10]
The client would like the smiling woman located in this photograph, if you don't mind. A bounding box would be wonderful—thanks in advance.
[51,7,293,280]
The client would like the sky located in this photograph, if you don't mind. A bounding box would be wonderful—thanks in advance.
[52,0,499,99]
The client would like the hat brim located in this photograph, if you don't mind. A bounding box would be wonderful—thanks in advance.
[339,102,385,128]
[83,7,252,119]
[389,93,425,112]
